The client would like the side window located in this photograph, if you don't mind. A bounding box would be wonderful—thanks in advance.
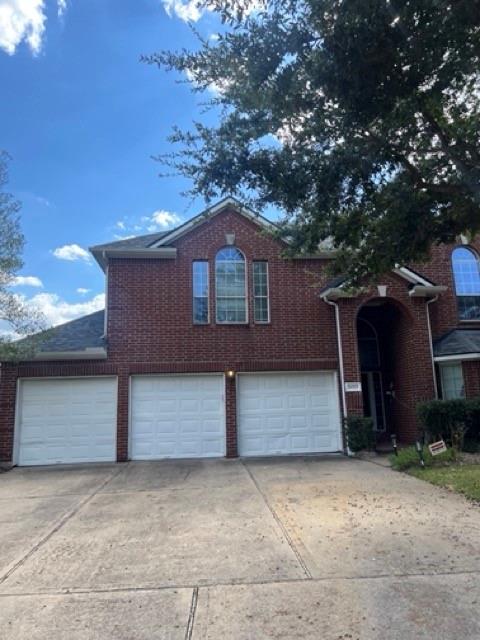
[452,247,480,320]
[215,247,247,323]
[192,261,209,324]
[253,261,269,323]
[440,363,465,400]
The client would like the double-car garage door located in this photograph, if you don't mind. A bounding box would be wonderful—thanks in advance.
[15,372,341,465]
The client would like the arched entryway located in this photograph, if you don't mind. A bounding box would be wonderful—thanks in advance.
[356,298,414,442]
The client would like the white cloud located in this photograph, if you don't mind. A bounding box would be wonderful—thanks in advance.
[150,209,181,229]
[25,292,105,327]
[162,0,202,22]
[0,0,69,56]
[57,0,67,17]
[52,243,92,263]
[112,210,181,237]
[12,275,43,287]
[0,0,46,55]
[76,287,90,295]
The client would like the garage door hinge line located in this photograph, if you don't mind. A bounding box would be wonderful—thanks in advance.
[185,587,199,640]
[241,461,313,580]
[0,465,126,586]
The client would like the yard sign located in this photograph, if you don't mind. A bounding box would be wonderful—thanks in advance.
[428,440,447,456]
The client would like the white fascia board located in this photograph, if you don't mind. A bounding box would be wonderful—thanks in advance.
[32,348,107,361]
[434,353,480,363]
[320,288,354,301]
[409,285,447,297]
[394,266,435,287]
[152,197,280,247]
[105,248,177,260]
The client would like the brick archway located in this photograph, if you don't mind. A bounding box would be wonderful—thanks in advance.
[337,291,436,444]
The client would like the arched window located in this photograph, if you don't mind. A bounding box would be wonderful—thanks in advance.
[357,319,380,371]
[215,247,247,323]
[452,247,480,320]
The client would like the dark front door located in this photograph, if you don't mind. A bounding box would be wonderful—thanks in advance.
[361,371,386,432]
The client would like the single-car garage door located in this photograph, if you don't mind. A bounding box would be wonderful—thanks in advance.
[237,372,342,456]
[16,378,117,466]
[130,375,225,459]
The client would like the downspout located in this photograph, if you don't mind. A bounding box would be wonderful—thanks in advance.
[322,296,347,422]
[426,296,439,398]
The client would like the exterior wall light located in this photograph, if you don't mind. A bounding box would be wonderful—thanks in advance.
[226,369,236,379]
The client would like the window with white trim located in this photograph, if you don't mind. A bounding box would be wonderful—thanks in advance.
[192,261,209,324]
[253,261,269,323]
[215,247,247,323]
[452,247,480,320]
[440,363,465,400]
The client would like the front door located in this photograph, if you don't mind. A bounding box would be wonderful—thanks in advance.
[361,371,386,432]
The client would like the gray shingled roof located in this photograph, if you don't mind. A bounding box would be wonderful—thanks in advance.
[90,231,171,252]
[34,310,105,353]
[433,329,480,357]
[318,276,347,296]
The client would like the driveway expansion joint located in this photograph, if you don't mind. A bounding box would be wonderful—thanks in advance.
[241,461,313,579]
[0,464,127,586]
[185,587,199,640]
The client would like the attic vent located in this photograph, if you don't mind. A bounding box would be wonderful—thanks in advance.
[225,233,235,245]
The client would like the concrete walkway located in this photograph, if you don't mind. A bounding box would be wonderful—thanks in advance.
[0,456,479,639]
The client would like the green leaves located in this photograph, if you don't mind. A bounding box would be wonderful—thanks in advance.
[0,152,46,360]
[150,0,480,282]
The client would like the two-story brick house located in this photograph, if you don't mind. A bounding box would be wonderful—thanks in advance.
[1,197,480,466]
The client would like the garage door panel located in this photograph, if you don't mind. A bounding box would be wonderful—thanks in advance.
[17,378,117,466]
[238,372,341,456]
[130,375,225,460]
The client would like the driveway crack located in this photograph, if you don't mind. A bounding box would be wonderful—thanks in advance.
[0,464,127,586]
[241,461,312,579]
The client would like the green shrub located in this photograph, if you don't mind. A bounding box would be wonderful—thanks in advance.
[465,397,480,440]
[346,416,375,452]
[416,399,469,450]
[390,445,456,471]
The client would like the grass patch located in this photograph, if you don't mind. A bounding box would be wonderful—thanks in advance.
[390,445,456,471]
[409,464,480,502]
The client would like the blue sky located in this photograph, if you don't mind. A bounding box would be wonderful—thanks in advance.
[0,0,250,329]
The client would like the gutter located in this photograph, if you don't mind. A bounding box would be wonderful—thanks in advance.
[426,296,439,398]
[409,285,447,297]
[90,247,178,271]
[31,348,107,361]
[434,353,480,363]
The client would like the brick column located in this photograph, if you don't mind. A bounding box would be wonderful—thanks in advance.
[225,376,238,458]
[0,364,18,465]
[337,301,364,417]
[116,367,129,462]
[463,361,480,398]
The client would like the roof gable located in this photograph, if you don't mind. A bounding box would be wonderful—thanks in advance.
[151,197,279,248]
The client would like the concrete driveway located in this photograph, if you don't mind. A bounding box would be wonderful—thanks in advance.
[1,456,479,639]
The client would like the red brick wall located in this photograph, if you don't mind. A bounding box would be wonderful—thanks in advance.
[416,238,480,340]
[1,208,479,463]
[463,361,480,399]
[336,273,436,442]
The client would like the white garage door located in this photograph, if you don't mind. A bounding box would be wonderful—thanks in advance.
[17,378,117,466]
[237,372,342,456]
[130,375,225,459]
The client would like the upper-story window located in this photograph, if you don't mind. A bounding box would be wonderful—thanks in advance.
[452,247,480,321]
[192,261,209,324]
[215,247,247,323]
[253,261,269,323]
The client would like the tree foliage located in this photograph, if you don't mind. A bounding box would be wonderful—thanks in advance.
[146,0,480,280]
[0,152,45,360]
